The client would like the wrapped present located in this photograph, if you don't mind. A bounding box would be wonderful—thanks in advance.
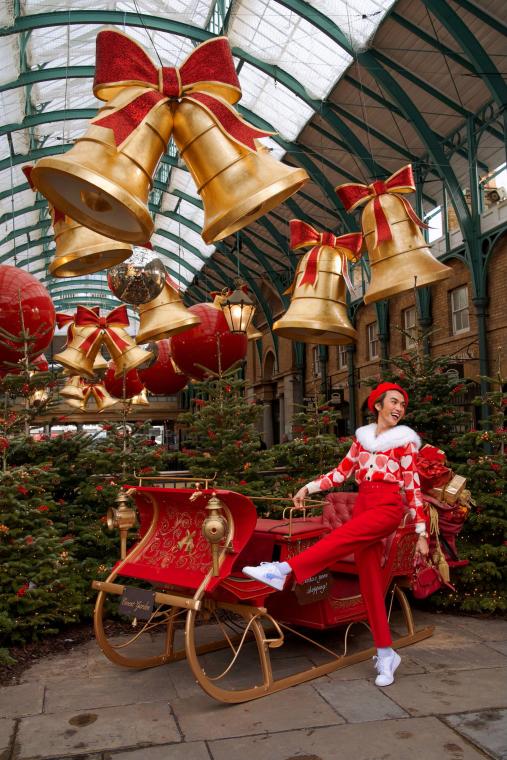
[429,474,467,505]
[417,444,451,491]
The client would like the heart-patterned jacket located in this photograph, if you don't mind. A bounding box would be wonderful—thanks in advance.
[306,423,426,532]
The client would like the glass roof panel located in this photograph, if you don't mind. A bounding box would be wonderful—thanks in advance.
[228,0,352,100]
[304,1,396,51]
[238,63,314,141]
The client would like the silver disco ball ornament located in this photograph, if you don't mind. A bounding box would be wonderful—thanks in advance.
[107,247,166,305]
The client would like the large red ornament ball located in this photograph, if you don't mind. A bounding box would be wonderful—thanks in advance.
[171,303,247,381]
[0,266,56,363]
[0,353,48,378]
[104,363,145,399]
[138,339,188,395]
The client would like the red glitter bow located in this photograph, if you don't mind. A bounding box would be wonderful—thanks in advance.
[335,165,429,248]
[289,220,363,292]
[75,305,131,355]
[92,31,272,152]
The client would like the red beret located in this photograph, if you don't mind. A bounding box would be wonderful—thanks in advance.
[367,382,409,413]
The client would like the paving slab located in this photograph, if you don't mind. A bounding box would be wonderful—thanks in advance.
[449,616,507,642]
[14,702,180,759]
[0,682,44,718]
[172,684,344,741]
[110,742,210,760]
[407,641,507,671]
[20,649,89,684]
[443,708,507,760]
[484,639,507,656]
[44,664,178,713]
[384,666,507,717]
[207,716,487,760]
[313,678,409,722]
[0,718,15,754]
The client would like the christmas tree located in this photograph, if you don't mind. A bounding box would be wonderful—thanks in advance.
[437,355,507,613]
[0,464,82,662]
[179,373,263,490]
[376,327,470,449]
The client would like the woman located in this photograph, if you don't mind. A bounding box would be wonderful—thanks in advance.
[243,382,429,687]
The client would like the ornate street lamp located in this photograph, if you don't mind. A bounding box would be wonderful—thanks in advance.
[220,283,256,334]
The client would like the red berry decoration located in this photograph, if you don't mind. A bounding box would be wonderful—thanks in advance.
[104,362,144,399]
[171,303,247,381]
[138,339,188,395]
[0,266,56,363]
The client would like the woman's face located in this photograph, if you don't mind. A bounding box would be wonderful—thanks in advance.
[376,390,406,428]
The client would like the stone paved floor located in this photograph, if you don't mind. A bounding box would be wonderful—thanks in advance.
[1,609,506,760]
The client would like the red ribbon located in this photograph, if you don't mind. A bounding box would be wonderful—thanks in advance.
[335,165,429,248]
[289,220,362,292]
[92,31,271,152]
[75,305,131,355]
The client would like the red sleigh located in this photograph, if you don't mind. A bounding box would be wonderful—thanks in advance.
[93,483,437,703]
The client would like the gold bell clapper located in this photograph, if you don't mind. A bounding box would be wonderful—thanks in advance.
[21,166,131,277]
[335,164,451,305]
[31,31,291,245]
[273,220,362,345]
[135,277,201,344]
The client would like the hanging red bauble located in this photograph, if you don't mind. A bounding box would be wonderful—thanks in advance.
[104,362,145,399]
[171,303,247,381]
[138,339,188,395]
[0,266,56,363]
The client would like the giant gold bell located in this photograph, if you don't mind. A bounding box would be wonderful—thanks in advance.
[105,329,153,378]
[31,87,173,244]
[362,194,451,305]
[49,212,132,278]
[273,245,357,345]
[92,385,120,413]
[172,103,308,243]
[54,323,103,379]
[136,280,201,344]
[60,375,85,401]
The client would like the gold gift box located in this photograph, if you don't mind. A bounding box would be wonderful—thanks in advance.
[430,474,467,505]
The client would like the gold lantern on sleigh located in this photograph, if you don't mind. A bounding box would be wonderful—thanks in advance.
[336,165,451,305]
[273,221,362,345]
[30,30,307,246]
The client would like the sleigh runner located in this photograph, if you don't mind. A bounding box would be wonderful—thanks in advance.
[90,481,459,703]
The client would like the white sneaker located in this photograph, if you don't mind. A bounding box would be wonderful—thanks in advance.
[373,651,401,686]
[242,562,289,591]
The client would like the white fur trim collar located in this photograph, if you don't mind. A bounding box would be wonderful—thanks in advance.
[355,423,421,452]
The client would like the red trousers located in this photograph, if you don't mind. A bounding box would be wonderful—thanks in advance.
[288,482,404,648]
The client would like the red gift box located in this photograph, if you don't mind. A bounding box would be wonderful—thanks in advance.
[417,445,451,492]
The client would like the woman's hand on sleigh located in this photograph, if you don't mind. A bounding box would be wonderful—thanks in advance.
[293,486,309,508]
[415,534,429,558]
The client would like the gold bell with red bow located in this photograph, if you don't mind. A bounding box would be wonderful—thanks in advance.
[273,221,362,345]
[130,388,150,406]
[54,315,104,380]
[60,375,85,401]
[88,383,120,413]
[22,166,131,277]
[135,278,201,345]
[336,165,451,305]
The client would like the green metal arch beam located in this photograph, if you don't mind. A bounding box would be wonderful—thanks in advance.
[423,0,507,109]
[0,99,353,230]
[357,51,472,234]
[0,11,388,216]
[160,209,289,307]
[438,1,507,43]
